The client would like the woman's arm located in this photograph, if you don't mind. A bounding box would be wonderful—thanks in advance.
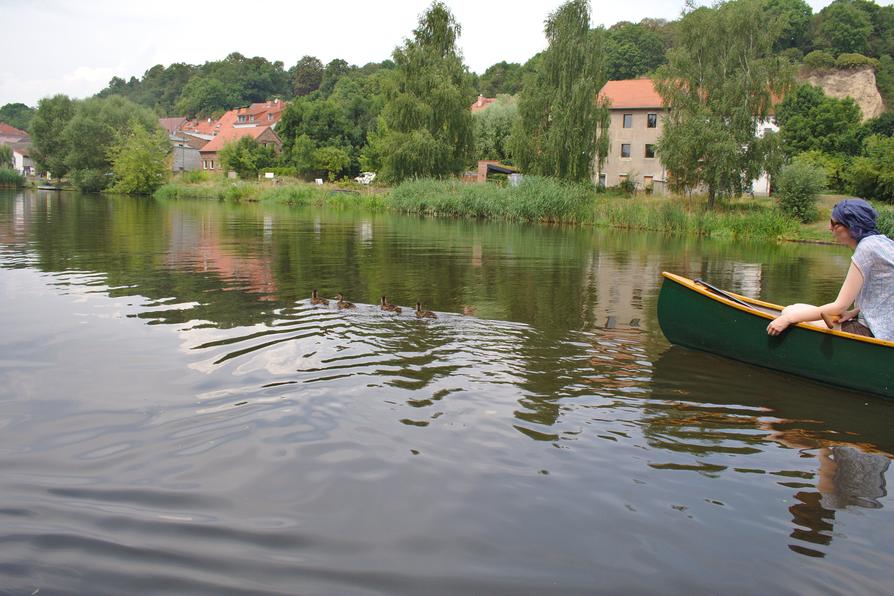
[766,263,864,335]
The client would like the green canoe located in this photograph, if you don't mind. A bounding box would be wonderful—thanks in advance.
[657,272,894,399]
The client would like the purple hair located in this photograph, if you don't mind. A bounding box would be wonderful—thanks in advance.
[831,198,880,242]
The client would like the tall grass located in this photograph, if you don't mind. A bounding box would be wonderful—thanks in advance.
[388,176,593,222]
[0,167,25,188]
[877,205,894,237]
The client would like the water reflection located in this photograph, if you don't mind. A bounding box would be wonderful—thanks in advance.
[1,189,892,593]
[651,347,893,558]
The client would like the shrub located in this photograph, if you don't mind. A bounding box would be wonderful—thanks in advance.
[846,135,894,202]
[179,170,210,183]
[835,53,879,69]
[71,168,109,192]
[617,176,637,197]
[876,205,894,237]
[803,50,836,70]
[0,167,25,187]
[792,150,847,192]
[776,161,825,222]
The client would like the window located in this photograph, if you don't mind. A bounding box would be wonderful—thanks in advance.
[647,113,657,128]
[623,114,633,128]
[598,173,606,188]
[621,144,631,158]
[645,144,656,158]
[238,115,246,123]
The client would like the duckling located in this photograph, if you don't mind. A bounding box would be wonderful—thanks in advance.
[335,293,355,309]
[415,303,437,319]
[380,295,402,314]
[311,288,329,306]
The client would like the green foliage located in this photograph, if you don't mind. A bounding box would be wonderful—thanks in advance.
[108,121,171,194]
[30,94,76,179]
[604,21,666,80]
[62,95,160,191]
[388,176,594,222]
[835,52,880,68]
[775,161,825,222]
[70,169,108,193]
[98,63,196,115]
[792,150,848,191]
[366,2,475,183]
[846,134,894,202]
[0,103,35,131]
[290,56,324,96]
[876,204,894,236]
[775,84,863,157]
[478,61,525,96]
[175,76,239,118]
[876,54,894,109]
[179,170,210,184]
[0,167,25,187]
[862,112,894,138]
[511,0,608,182]
[654,0,791,207]
[762,0,812,52]
[319,59,353,97]
[813,0,873,55]
[472,94,517,162]
[219,136,276,179]
[313,145,351,180]
[802,50,837,69]
[0,144,12,169]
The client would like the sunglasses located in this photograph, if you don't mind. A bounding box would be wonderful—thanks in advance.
[830,219,843,228]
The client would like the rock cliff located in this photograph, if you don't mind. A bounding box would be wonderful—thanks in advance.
[800,66,884,121]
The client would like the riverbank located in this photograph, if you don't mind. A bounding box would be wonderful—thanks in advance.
[153,176,894,242]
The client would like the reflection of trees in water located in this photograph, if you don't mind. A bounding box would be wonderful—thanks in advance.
[649,347,893,558]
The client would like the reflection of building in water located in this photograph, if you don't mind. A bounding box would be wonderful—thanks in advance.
[730,262,762,297]
[167,213,277,299]
[584,250,662,330]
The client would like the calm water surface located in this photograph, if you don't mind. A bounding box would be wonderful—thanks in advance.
[1,189,892,595]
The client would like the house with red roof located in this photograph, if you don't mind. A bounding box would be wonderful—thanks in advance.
[199,125,282,172]
[0,122,29,145]
[595,79,667,193]
[471,95,497,113]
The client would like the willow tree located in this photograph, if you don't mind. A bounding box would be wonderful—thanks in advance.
[654,0,792,207]
[510,0,609,182]
[364,2,474,182]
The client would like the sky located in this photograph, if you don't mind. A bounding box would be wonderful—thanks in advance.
[0,0,866,107]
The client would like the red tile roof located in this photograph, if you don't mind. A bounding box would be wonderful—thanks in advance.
[471,95,497,113]
[199,125,277,154]
[158,117,188,135]
[0,122,28,139]
[598,79,664,109]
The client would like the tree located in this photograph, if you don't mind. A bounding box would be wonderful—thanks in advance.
[175,76,239,118]
[654,0,791,207]
[313,145,351,180]
[478,61,525,96]
[847,134,894,202]
[604,22,666,80]
[30,94,76,179]
[775,84,863,156]
[364,1,475,182]
[108,121,171,194]
[472,94,517,162]
[290,55,324,96]
[0,103,35,131]
[510,0,608,182]
[762,0,812,52]
[813,0,873,56]
[219,136,275,179]
[62,95,160,191]
[319,59,353,97]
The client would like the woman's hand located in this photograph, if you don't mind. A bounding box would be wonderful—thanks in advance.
[767,314,791,336]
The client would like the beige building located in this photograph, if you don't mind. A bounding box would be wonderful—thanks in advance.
[595,79,667,193]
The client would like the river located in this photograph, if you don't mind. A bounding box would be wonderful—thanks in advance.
[1,189,892,595]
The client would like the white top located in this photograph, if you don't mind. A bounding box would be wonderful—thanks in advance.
[852,234,894,341]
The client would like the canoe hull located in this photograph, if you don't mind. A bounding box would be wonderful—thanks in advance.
[657,272,894,399]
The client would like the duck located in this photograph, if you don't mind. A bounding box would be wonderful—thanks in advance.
[311,288,329,306]
[415,303,437,319]
[335,293,355,309]
[380,295,402,314]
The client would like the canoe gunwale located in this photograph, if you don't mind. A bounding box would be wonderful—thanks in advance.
[661,272,894,349]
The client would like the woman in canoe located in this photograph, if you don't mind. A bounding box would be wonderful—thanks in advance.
[767,198,894,341]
